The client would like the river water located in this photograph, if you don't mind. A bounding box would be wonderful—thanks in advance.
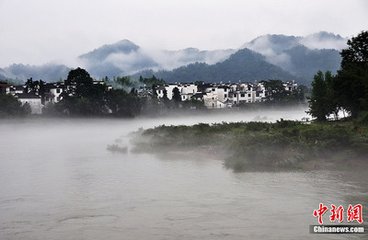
[0,109,367,240]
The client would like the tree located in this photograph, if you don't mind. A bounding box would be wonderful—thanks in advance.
[263,80,287,102]
[115,76,133,88]
[172,87,181,102]
[0,94,29,117]
[65,67,94,97]
[59,68,108,116]
[139,75,166,88]
[324,71,340,119]
[334,31,368,117]
[106,89,141,117]
[308,71,334,121]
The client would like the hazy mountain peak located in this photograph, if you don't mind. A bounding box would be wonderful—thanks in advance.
[300,31,347,50]
[306,31,344,40]
[182,47,201,53]
[245,34,300,54]
[79,39,140,61]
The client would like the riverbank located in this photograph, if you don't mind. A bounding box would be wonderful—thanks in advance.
[131,119,368,172]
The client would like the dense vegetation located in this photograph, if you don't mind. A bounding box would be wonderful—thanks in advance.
[309,31,368,120]
[131,120,368,172]
[0,94,30,117]
[45,68,142,117]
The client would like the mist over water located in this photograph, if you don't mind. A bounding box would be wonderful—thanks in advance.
[0,108,367,240]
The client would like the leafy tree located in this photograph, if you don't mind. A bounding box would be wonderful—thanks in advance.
[139,75,165,88]
[0,94,29,117]
[106,89,141,117]
[162,89,169,101]
[172,87,181,102]
[308,71,335,121]
[334,31,368,117]
[324,71,339,119]
[64,67,94,97]
[115,76,133,88]
[59,68,108,116]
[263,80,286,102]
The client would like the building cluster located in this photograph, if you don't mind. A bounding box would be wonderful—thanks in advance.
[0,79,111,114]
[1,79,298,114]
[154,81,298,109]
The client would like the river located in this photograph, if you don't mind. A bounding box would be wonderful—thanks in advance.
[0,108,367,239]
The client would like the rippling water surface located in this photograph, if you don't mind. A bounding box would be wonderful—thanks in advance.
[0,109,367,240]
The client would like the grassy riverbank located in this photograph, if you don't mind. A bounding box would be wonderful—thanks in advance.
[131,119,368,172]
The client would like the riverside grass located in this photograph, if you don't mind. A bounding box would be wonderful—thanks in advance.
[131,120,368,172]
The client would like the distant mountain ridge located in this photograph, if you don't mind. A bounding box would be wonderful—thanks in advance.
[0,64,70,83]
[135,48,297,83]
[0,31,346,85]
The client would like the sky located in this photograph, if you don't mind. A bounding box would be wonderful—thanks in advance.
[0,0,367,67]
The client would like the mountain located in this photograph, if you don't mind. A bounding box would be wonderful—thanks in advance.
[0,64,70,82]
[244,32,344,83]
[284,45,341,82]
[78,40,236,77]
[0,31,346,84]
[153,48,236,70]
[137,48,296,83]
[80,39,140,60]
[300,32,347,50]
[0,68,7,80]
[79,39,159,77]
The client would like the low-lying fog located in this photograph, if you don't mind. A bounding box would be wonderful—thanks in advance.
[0,107,367,240]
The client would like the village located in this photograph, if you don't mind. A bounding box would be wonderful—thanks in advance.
[0,75,300,115]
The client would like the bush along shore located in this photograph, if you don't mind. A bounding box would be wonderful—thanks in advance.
[130,119,368,172]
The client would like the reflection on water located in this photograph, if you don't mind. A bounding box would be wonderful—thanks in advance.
[0,110,367,240]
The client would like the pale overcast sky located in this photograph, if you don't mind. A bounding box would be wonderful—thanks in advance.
[0,0,367,67]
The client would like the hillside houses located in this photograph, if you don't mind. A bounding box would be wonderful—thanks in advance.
[1,76,300,114]
[154,81,288,109]
[1,78,111,114]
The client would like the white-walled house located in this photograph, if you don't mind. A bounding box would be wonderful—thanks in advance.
[145,80,294,108]
[180,83,198,101]
[16,93,43,114]
[156,83,198,101]
[228,82,266,105]
[43,83,64,104]
[49,85,63,103]
[203,91,227,109]
[205,86,229,102]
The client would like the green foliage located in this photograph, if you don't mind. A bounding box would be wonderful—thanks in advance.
[56,68,141,117]
[172,87,181,102]
[133,120,368,172]
[0,94,29,117]
[138,75,165,88]
[308,71,336,121]
[115,76,133,87]
[60,70,108,116]
[65,67,94,97]
[262,80,305,103]
[106,89,141,117]
[311,31,368,119]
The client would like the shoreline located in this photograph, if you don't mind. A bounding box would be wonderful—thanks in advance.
[130,120,368,172]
